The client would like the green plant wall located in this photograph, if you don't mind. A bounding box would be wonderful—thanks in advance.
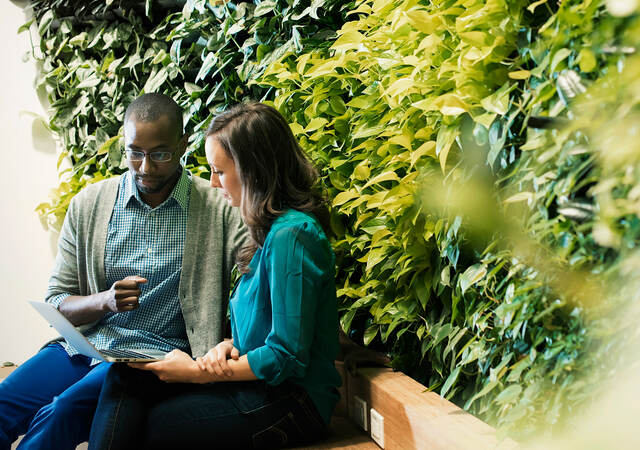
[29,0,352,228]
[27,0,640,440]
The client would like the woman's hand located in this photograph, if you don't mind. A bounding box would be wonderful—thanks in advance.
[128,349,211,384]
[196,339,240,377]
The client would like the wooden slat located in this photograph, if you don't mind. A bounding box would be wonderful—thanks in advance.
[348,367,518,450]
[293,416,379,450]
[0,365,17,382]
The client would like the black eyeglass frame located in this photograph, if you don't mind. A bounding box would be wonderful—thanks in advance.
[122,148,176,163]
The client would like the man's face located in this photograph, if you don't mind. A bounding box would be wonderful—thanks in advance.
[124,116,185,196]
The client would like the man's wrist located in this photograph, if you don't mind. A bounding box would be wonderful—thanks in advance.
[100,290,112,312]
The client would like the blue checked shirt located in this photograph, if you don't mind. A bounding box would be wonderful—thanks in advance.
[49,169,191,361]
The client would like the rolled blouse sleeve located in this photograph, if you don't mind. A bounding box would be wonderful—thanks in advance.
[246,221,332,385]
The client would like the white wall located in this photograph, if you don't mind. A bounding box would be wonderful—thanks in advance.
[0,1,60,364]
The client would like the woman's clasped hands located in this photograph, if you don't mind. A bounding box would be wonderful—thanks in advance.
[127,339,239,384]
[196,339,240,378]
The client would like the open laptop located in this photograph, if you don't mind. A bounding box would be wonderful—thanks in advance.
[29,301,168,363]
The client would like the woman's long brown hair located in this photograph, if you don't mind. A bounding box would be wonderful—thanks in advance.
[206,102,330,273]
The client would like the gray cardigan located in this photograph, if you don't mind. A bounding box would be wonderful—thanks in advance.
[45,173,247,357]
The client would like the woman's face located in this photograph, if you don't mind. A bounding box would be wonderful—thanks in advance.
[205,135,242,207]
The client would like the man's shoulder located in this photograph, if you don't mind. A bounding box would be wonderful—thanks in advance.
[71,175,121,207]
[189,173,227,207]
[187,173,244,231]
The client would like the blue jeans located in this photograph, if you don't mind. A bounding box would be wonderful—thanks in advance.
[0,343,111,450]
[89,364,327,449]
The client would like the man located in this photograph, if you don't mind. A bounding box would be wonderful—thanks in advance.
[0,93,246,449]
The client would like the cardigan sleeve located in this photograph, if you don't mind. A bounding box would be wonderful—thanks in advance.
[246,222,332,385]
[45,194,82,302]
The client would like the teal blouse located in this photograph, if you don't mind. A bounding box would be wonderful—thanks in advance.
[229,209,341,424]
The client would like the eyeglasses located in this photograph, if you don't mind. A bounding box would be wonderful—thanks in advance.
[124,149,174,163]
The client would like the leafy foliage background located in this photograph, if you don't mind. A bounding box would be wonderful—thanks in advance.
[26,0,640,440]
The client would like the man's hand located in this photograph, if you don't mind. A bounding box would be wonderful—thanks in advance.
[104,275,147,312]
[129,349,211,384]
[196,339,239,377]
[57,275,148,325]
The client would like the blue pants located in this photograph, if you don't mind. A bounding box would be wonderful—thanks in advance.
[0,343,111,450]
[89,364,327,449]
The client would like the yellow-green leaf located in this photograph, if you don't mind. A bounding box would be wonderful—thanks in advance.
[550,48,572,73]
[333,190,360,206]
[404,10,442,34]
[363,170,400,188]
[504,192,534,204]
[411,141,436,166]
[508,70,531,80]
[331,30,364,51]
[578,49,597,73]
[97,136,120,155]
[353,161,371,180]
[304,117,328,132]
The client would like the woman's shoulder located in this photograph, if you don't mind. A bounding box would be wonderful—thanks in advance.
[267,210,328,245]
[264,209,334,268]
[271,209,321,231]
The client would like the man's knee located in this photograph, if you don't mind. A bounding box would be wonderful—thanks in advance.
[34,395,77,423]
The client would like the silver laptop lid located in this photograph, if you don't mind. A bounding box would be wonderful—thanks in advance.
[29,301,106,361]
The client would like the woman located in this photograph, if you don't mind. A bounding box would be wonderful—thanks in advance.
[88,103,342,449]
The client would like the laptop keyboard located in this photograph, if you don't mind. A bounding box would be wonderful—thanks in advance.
[99,349,156,359]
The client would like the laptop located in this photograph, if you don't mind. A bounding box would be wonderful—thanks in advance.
[29,301,168,363]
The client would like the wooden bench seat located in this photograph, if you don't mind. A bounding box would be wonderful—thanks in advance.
[293,415,378,449]
[345,367,517,449]
[0,365,17,382]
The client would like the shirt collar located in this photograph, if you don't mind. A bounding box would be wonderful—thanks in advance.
[123,168,191,211]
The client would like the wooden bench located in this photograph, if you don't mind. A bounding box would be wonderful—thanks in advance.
[2,362,517,449]
[294,360,517,449]
[342,366,517,449]
[0,365,17,382]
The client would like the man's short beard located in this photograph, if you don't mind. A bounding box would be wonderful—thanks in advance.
[135,177,164,194]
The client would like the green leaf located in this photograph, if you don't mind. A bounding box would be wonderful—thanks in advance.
[364,324,379,346]
[578,49,597,73]
[143,68,168,93]
[340,309,357,332]
[404,10,442,34]
[550,48,572,73]
[363,170,399,188]
[331,30,364,51]
[459,264,487,295]
[304,117,328,132]
[503,192,534,204]
[508,70,531,80]
[97,136,120,155]
[435,125,458,172]
[333,190,359,206]
[440,366,461,399]
[527,0,549,13]
[18,19,34,34]
[495,384,522,405]
[196,52,217,83]
[254,0,276,17]
[464,379,499,410]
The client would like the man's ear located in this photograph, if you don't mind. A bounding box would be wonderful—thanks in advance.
[177,133,190,158]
